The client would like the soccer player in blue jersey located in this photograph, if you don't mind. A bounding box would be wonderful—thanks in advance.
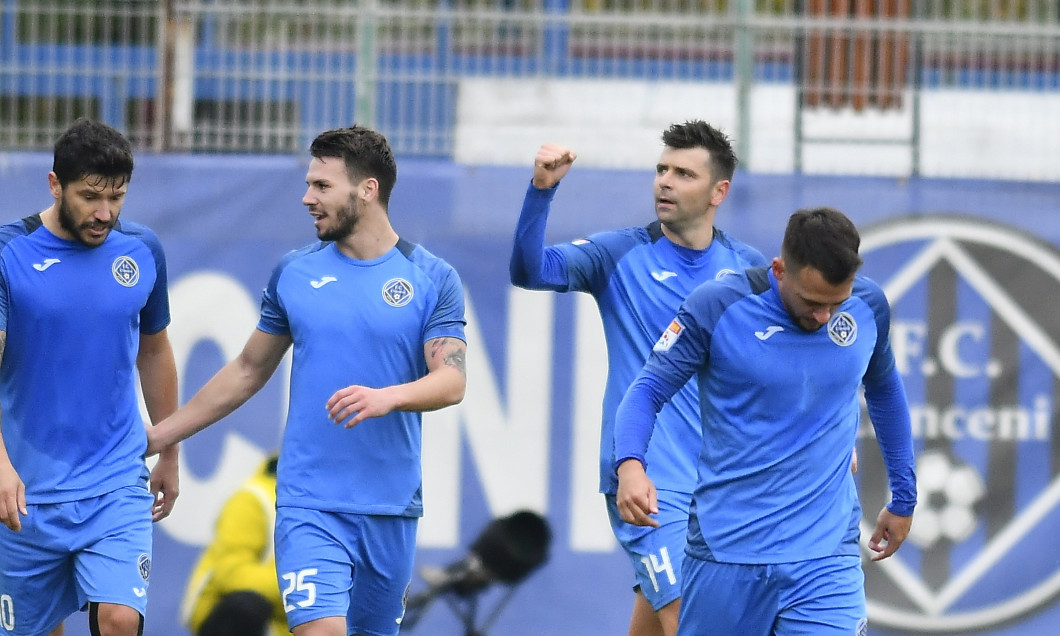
[146,125,467,636]
[510,121,767,636]
[0,118,181,636]
[615,207,917,635]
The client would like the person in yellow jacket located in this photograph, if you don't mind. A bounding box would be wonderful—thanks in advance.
[181,454,286,636]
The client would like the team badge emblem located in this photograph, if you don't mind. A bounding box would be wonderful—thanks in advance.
[827,311,857,346]
[856,618,868,636]
[396,583,410,624]
[112,255,139,287]
[382,278,414,307]
[137,553,151,582]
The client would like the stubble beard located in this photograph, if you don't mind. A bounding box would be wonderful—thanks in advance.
[317,197,359,242]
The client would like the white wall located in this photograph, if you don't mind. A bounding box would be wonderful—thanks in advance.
[454,77,1060,182]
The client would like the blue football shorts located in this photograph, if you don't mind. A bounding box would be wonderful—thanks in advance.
[605,489,692,611]
[275,507,417,636]
[677,554,867,636]
[0,485,155,636]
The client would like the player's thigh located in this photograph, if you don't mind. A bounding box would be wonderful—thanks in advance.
[775,556,866,636]
[0,504,80,635]
[676,557,776,636]
[275,508,353,630]
[346,515,416,636]
[606,491,689,612]
[275,509,417,636]
[73,486,155,617]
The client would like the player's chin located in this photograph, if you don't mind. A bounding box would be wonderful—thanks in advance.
[654,204,677,219]
[79,229,111,246]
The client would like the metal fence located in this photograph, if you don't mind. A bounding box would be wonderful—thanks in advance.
[1,0,1057,179]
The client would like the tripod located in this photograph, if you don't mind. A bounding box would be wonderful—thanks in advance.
[402,571,521,636]
[401,510,551,635]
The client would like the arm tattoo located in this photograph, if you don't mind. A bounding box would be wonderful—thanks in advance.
[430,337,467,377]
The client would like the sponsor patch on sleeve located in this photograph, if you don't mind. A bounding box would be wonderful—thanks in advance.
[653,319,684,352]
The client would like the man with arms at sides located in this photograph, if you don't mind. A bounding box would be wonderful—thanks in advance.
[0,118,180,636]
[147,125,467,636]
[615,207,917,635]
[510,120,767,636]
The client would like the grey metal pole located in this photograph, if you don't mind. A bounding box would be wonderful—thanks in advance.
[355,0,378,129]
[734,0,754,169]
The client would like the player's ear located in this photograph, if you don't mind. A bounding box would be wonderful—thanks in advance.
[771,257,785,280]
[48,172,62,199]
[359,177,378,202]
[710,179,730,206]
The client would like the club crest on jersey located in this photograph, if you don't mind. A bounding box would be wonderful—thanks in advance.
[382,278,414,307]
[827,311,856,346]
[137,553,151,582]
[112,256,139,287]
[653,319,684,352]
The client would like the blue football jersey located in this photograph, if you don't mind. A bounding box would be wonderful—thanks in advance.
[512,183,767,495]
[0,215,169,503]
[259,239,466,516]
[619,266,916,564]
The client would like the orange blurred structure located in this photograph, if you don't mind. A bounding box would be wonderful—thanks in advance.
[803,0,910,110]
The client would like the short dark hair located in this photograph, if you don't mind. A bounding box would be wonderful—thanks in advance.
[781,207,863,284]
[661,120,738,183]
[52,118,134,188]
[309,126,397,207]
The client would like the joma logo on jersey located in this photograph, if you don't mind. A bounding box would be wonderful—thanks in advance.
[858,216,1060,633]
[112,255,139,287]
[382,278,414,307]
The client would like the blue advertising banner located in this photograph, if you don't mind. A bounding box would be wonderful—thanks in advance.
[0,153,1058,635]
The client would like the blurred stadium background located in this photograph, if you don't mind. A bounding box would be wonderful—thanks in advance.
[2,0,1058,178]
[2,2,1060,635]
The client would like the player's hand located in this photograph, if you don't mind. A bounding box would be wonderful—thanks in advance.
[327,384,397,428]
[532,143,577,190]
[149,450,180,522]
[0,460,26,532]
[616,459,659,528]
[867,506,912,561]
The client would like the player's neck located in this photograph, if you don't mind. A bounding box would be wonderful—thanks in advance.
[661,215,715,250]
[335,216,399,261]
[38,205,72,241]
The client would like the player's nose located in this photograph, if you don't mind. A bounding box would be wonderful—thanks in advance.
[812,307,832,324]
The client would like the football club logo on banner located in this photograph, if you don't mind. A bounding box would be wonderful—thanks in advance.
[857,216,1060,633]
